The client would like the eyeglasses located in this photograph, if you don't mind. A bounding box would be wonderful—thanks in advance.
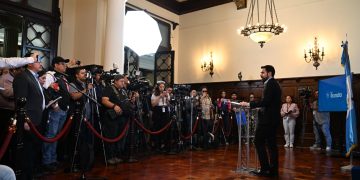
[202,90,207,92]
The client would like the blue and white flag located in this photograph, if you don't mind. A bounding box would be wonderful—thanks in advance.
[341,41,358,157]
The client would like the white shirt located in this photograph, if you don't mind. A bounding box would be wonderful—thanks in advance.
[151,93,170,106]
[0,57,35,69]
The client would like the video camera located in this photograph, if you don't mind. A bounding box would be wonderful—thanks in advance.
[127,77,151,93]
[101,68,119,86]
[298,86,312,99]
[172,84,191,100]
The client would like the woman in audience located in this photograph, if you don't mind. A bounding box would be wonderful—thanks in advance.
[281,95,300,148]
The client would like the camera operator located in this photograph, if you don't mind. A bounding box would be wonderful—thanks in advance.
[69,67,95,171]
[309,90,332,152]
[93,69,105,102]
[101,75,128,165]
[151,81,170,152]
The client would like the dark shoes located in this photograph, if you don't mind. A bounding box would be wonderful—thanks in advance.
[43,163,58,172]
[251,169,278,177]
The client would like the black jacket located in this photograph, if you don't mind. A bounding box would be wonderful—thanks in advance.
[51,71,71,111]
[250,78,282,126]
[13,69,44,125]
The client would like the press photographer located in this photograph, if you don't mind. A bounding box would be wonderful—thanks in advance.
[101,74,130,165]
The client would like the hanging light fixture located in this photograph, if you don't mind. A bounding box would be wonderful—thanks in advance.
[238,0,286,48]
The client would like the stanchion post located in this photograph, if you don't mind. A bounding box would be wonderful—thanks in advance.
[14,98,26,178]
[235,108,243,173]
[128,117,138,163]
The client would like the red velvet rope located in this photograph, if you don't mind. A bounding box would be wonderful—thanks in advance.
[0,127,15,160]
[134,119,173,135]
[84,118,129,143]
[26,116,73,143]
[181,116,201,140]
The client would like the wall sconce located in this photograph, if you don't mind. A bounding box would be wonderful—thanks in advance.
[201,52,214,77]
[304,37,325,70]
[238,72,242,81]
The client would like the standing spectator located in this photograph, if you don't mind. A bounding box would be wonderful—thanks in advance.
[200,87,213,148]
[42,57,70,172]
[280,96,299,148]
[0,68,22,149]
[13,51,45,179]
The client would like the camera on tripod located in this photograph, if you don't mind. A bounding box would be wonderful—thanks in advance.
[298,86,312,99]
[171,84,191,102]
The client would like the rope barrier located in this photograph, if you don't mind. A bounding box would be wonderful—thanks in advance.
[134,119,173,135]
[0,126,16,160]
[180,116,201,140]
[26,116,73,143]
[84,118,129,143]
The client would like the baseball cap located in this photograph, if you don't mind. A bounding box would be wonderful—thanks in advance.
[51,56,69,66]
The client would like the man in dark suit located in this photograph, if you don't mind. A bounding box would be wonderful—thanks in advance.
[240,65,282,177]
[13,52,45,179]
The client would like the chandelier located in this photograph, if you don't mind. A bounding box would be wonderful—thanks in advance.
[201,52,214,77]
[238,0,286,48]
[304,37,325,70]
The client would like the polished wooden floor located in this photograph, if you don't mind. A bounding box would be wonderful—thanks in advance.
[44,145,357,180]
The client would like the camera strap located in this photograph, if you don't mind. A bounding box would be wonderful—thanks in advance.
[111,85,122,104]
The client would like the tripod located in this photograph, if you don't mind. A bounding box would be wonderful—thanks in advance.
[168,98,184,154]
[300,97,310,145]
[60,76,106,180]
[133,93,151,156]
[89,78,107,167]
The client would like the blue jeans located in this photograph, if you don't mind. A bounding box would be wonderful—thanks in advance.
[313,120,332,148]
[0,165,15,180]
[42,109,67,165]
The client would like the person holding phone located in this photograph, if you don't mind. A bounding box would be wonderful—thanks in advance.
[151,81,170,152]
[280,95,299,148]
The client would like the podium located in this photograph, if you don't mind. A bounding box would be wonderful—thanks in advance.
[235,107,259,173]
